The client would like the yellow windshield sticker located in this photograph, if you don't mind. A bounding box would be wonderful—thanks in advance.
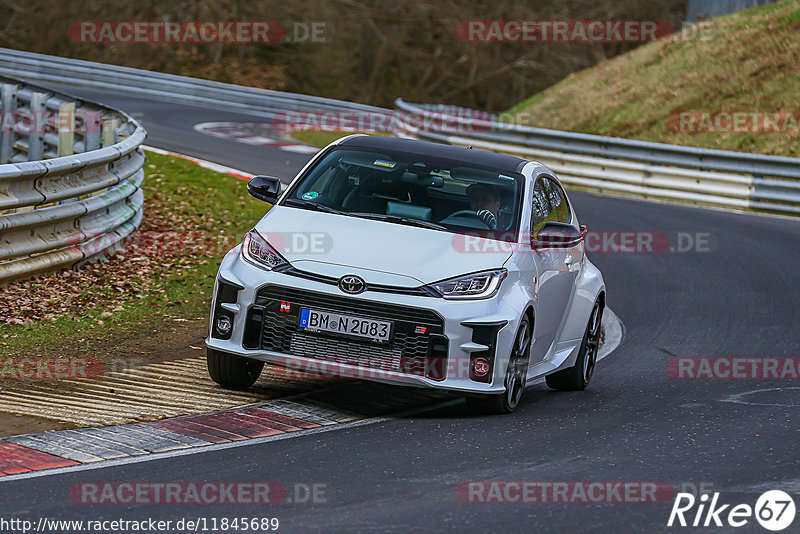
[373,159,397,168]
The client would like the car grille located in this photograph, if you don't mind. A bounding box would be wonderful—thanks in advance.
[276,265,435,297]
[244,285,448,380]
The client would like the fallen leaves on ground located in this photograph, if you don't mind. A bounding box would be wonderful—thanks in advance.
[0,178,238,327]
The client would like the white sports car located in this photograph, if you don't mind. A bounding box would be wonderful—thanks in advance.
[206,135,606,413]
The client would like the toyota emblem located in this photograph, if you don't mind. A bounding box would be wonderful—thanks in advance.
[338,275,366,294]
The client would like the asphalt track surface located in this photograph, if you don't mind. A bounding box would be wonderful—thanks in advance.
[1,85,799,533]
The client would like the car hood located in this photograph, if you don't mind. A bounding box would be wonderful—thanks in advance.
[253,206,513,287]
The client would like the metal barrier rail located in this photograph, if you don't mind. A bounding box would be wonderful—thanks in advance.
[0,75,146,283]
[394,99,800,216]
[2,47,796,221]
[0,47,389,119]
[0,47,391,285]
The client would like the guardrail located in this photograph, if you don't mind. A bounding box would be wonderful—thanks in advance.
[0,47,389,118]
[394,99,800,216]
[2,48,796,220]
[0,75,146,283]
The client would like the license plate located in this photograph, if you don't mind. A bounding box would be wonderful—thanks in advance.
[299,308,392,344]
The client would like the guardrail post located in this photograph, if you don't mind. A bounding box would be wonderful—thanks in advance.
[102,117,118,147]
[0,74,147,284]
[0,83,17,164]
[57,101,75,157]
[83,110,102,152]
[28,91,45,161]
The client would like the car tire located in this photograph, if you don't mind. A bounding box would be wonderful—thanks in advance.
[545,300,603,391]
[465,315,532,415]
[207,348,264,390]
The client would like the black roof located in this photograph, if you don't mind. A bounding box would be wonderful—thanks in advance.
[339,135,527,174]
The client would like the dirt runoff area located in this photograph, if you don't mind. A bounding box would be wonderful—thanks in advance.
[0,321,210,437]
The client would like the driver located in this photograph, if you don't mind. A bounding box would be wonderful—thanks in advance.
[466,184,504,229]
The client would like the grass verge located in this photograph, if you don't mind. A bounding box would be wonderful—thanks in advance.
[508,0,800,157]
[0,152,267,369]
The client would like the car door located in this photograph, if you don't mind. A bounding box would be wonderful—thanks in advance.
[529,176,580,364]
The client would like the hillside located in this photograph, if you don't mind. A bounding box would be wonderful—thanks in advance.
[508,0,800,157]
[0,0,687,110]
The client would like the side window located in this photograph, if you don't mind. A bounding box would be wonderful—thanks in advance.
[531,179,552,234]
[541,178,570,224]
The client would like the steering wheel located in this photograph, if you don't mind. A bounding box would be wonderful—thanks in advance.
[448,209,485,220]
[440,210,492,229]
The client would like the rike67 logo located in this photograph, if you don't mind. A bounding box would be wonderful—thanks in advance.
[668,490,796,531]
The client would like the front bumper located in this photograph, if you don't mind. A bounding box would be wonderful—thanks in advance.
[205,248,524,395]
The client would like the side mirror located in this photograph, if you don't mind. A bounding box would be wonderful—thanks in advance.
[247,175,282,203]
[533,222,586,249]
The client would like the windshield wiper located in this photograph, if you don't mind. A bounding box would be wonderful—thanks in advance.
[283,201,447,230]
[283,198,343,215]
[349,212,448,231]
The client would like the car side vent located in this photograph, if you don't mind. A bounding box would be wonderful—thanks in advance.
[425,334,449,381]
[466,322,506,383]
[211,279,241,340]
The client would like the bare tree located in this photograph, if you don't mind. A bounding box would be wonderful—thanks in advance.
[0,0,688,110]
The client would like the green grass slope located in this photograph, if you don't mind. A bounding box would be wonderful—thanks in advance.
[508,0,800,157]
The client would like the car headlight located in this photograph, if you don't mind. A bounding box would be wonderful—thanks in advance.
[427,269,507,300]
[241,229,288,270]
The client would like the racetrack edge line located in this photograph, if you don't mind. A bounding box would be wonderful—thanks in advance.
[0,310,623,482]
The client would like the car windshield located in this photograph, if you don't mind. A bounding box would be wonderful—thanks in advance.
[283,147,524,241]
